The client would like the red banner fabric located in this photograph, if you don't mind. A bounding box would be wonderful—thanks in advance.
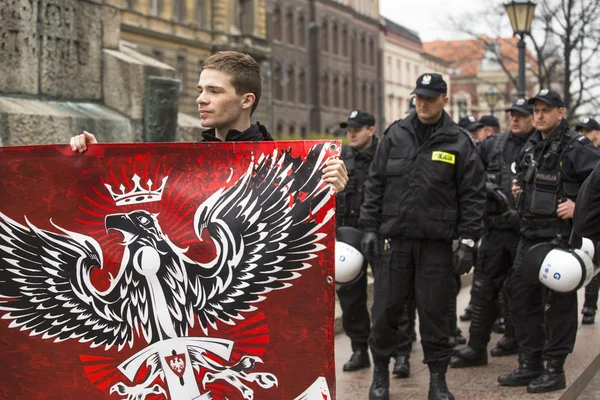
[0,141,338,400]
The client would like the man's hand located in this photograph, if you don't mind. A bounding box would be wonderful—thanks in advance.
[557,198,575,220]
[323,159,348,193]
[453,242,475,275]
[511,178,522,199]
[361,231,379,262]
[70,131,97,153]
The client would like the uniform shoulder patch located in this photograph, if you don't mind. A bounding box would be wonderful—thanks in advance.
[578,135,592,144]
[458,127,477,147]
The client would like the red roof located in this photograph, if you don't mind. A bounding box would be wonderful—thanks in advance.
[423,37,537,78]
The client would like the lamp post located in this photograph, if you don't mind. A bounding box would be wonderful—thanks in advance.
[485,86,499,116]
[504,0,537,99]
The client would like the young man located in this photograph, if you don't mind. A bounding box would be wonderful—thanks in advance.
[70,51,348,192]
[575,118,600,147]
[450,99,535,369]
[502,89,600,393]
[361,73,486,400]
[336,110,378,372]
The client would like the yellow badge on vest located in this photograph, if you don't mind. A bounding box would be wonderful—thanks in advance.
[431,151,455,164]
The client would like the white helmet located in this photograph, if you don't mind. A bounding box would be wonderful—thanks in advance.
[335,227,365,286]
[522,240,598,293]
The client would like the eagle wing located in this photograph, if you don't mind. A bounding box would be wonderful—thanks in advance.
[188,142,336,332]
[0,213,149,350]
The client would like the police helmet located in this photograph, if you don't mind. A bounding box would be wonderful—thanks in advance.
[521,241,598,293]
[335,227,366,285]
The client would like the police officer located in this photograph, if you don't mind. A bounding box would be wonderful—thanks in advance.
[450,98,535,369]
[458,115,481,145]
[575,118,600,324]
[361,73,486,400]
[336,110,379,372]
[574,161,600,241]
[499,89,600,393]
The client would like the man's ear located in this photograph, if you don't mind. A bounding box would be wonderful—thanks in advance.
[241,93,256,111]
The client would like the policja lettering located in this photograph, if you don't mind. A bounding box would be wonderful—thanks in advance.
[432,151,456,164]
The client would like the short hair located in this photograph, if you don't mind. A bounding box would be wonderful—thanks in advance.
[202,51,262,115]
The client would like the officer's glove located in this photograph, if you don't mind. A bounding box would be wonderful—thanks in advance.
[501,210,521,231]
[453,243,475,275]
[361,231,379,262]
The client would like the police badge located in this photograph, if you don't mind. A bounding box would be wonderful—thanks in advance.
[422,74,432,85]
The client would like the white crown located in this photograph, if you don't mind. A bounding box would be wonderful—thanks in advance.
[539,89,549,96]
[422,75,432,85]
[104,174,168,206]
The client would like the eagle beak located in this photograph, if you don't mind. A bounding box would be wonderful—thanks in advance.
[105,214,138,244]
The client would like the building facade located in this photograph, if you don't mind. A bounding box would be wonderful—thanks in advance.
[109,0,271,125]
[266,0,381,136]
[424,37,538,129]
[380,18,450,129]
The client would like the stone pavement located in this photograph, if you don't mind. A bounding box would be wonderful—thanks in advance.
[334,275,600,399]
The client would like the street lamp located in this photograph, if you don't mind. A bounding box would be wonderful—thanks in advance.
[504,0,537,99]
[485,86,499,116]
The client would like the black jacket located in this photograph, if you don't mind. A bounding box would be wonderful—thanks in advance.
[336,137,378,228]
[515,119,600,238]
[574,160,600,241]
[359,111,486,242]
[201,122,273,142]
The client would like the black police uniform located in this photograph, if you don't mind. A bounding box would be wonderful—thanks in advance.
[452,128,533,367]
[503,115,600,390]
[360,110,486,373]
[574,159,600,323]
[336,137,378,353]
[574,160,600,241]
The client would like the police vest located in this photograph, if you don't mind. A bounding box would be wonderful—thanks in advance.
[336,145,372,228]
[518,129,580,221]
[486,133,514,215]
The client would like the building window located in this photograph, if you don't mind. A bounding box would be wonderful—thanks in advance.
[370,85,376,114]
[322,74,330,106]
[322,20,329,52]
[300,126,307,138]
[369,37,375,65]
[360,35,366,64]
[273,5,281,41]
[297,14,306,47]
[286,65,295,102]
[457,99,468,118]
[362,83,368,110]
[176,56,186,92]
[273,64,283,100]
[406,62,410,84]
[397,97,403,116]
[238,0,254,35]
[173,0,185,22]
[333,75,340,108]
[343,78,349,109]
[414,65,419,82]
[151,0,159,16]
[289,124,296,136]
[397,59,401,82]
[195,0,205,26]
[298,69,306,104]
[341,27,348,57]
[286,9,294,44]
[332,23,339,55]
[277,122,284,135]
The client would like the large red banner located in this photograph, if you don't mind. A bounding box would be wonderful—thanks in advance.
[0,141,338,400]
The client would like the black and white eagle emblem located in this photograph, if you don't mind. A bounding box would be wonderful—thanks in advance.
[0,143,336,400]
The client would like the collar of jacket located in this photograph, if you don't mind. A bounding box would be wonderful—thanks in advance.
[201,122,274,142]
[400,110,459,139]
[349,136,379,160]
[531,118,570,144]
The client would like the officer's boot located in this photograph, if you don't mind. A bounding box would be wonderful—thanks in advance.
[527,357,567,393]
[369,362,390,400]
[459,303,473,321]
[450,345,488,368]
[428,372,455,400]
[582,307,596,324]
[393,355,410,378]
[343,348,370,371]
[490,335,518,357]
[498,353,544,386]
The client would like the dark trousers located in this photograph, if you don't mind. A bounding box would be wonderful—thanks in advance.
[369,238,454,373]
[507,237,578,359]
[469,228,519,350]
[584,274,600,310]
[336,260,370,351]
